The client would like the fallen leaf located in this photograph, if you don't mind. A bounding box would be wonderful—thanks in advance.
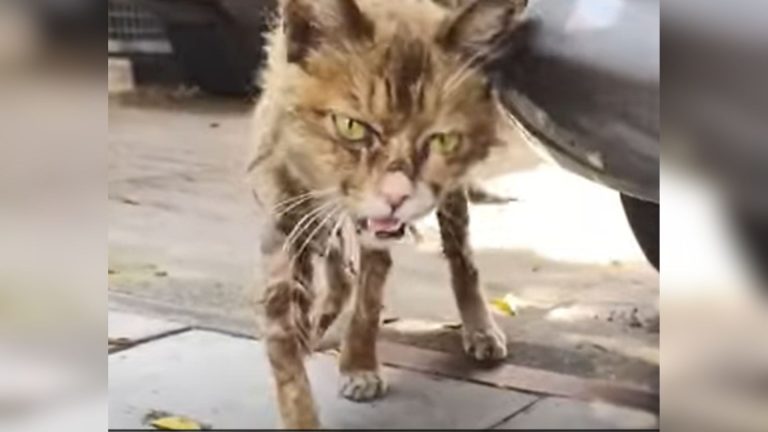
[151,416,204,431]
[490,294,520,317]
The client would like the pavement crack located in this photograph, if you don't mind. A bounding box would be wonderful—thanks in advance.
[485,397,544,429]
[108,327,192,354]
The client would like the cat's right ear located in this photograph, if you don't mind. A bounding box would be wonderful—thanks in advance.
[437,0,527,56]
[281,0,374,64]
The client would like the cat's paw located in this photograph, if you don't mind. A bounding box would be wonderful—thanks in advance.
[339,370,388,402]
[463,325,508,362]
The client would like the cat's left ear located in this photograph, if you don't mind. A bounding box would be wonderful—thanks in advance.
[282,0,374,64]
[437,0,527,55]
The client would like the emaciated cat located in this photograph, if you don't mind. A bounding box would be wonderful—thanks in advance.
[248,0,527,428]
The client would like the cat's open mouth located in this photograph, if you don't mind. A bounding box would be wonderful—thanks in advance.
[357,217,407,240]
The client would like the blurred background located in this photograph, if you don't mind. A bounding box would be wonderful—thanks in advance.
[1,1,104,431]
[0,0,765,431]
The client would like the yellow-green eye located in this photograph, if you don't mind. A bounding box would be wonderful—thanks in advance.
[428,132,462,154]
[332,114,370,142]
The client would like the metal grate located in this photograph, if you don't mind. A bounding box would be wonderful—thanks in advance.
[108,0,172,55]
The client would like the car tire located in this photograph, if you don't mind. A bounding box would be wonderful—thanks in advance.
[621,194,660,270]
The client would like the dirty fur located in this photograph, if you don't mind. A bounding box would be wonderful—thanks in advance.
[247,0,527,428]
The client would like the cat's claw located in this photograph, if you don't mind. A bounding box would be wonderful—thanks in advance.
[339,371,388,402]
[463,325,508,362]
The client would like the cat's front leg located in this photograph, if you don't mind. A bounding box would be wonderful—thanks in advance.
[438,189,508,362]
[260,226,320,429]
[338,247,392,402]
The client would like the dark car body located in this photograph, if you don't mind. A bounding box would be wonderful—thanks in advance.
[495,0,659,203]
[132,0,276,95]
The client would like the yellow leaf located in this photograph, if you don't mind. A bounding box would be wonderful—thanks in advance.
[151,416,203,430]
[490,294,519,316]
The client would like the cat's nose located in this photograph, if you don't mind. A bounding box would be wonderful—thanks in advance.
[379,171,413,212]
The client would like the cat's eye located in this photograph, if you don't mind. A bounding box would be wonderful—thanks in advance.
[428,132,462,155]
[332,114,370,143]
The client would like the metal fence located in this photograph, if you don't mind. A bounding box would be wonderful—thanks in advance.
[108,0,172,55]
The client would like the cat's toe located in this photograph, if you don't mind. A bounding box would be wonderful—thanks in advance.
[463,325,508,362]
[339,370,388,402]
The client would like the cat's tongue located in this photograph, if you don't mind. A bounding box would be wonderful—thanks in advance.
[360,217,406,240]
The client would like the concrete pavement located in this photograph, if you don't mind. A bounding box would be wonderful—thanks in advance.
[109,310,657,430]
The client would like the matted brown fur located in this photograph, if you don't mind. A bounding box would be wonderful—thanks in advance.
[248,0,526,428]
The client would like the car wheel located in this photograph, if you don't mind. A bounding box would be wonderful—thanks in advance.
[621,194,660,270]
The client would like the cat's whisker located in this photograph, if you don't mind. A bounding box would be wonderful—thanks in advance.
[273,188,336,216]
[279,188,335,207]
[272,194,312,212]
[291,205,344,271]
[284,199,342,255]
[324,212,347,257]
[300,208,340,259]
[284,203,337,255]
[283,200,339,253]
[272,189,327,211]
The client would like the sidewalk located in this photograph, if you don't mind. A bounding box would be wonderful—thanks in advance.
[109,310,658,430]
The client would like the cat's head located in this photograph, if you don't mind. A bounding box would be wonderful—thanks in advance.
[271,0,526,242]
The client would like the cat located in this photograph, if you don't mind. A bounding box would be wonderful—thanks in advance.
[247,0,527,428]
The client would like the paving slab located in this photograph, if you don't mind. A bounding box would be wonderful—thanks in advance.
[108,310,188,349]
[494,397,658,430]
[109,331,537,430]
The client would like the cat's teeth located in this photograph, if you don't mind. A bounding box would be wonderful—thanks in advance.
[368,217,403,234]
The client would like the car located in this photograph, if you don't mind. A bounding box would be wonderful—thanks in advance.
[494,0,660,269]
[110,0,275,95]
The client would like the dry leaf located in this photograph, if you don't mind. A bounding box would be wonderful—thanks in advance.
[150,416,204,430]
[490,294,520,317]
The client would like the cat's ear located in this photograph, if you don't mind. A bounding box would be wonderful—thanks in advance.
[281,0,374,64]
[437,0,527,55]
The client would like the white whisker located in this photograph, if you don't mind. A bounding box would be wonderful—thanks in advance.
[273,188,335,217]
[291,205,343,270]
[325,212,346,257]
[283,200,339,253]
